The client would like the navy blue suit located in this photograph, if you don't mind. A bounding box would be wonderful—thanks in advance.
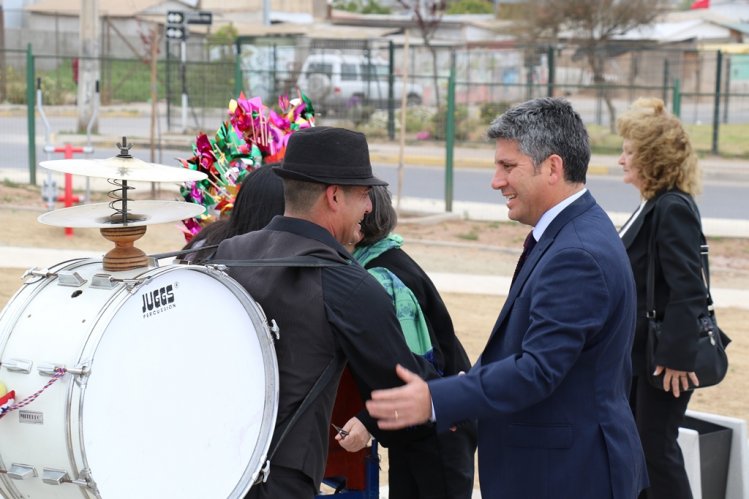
[428,191,648,498]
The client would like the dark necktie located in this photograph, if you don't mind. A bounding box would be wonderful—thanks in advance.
[512,231,537,284]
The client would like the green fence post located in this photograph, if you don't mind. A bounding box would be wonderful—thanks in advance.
[662,58,670,105]
[672,79,681,118]
[26,43,36,185]
[712,50,722,155]
[445,52,456,213]
[387,40,395,141]
[234,52,243,97]
[547,45,555,97]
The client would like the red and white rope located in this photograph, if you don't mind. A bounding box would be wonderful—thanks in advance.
[0,368,66,420]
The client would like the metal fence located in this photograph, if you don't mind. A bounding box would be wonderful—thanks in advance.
[2,41,749,184]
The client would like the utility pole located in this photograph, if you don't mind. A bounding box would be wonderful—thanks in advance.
[77,0,100,133]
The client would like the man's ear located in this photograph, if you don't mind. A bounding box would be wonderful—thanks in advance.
[324,184,340,210]
[546,154,564,184]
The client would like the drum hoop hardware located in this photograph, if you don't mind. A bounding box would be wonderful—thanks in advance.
[21,267,150,292]
[256,459,271,484]
[38,363,89,377]
[269,319,280,340]
[0,368,66,420]
[21,268,54,284]
[38,466,96,489]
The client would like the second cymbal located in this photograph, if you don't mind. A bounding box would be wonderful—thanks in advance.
[40,156,207,183]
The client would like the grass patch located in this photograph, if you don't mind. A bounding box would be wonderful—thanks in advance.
[457,230,479,241]
[587,123,749,158]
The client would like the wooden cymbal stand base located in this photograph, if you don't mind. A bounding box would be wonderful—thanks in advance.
[100,226,149,271]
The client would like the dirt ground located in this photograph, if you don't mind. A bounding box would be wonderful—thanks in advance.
[1,181,748,488]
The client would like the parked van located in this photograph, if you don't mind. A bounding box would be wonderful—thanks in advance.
[297,53,423,113]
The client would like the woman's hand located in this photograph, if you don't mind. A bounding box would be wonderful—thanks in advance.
[654,365,700,398]
[335,416,371,452]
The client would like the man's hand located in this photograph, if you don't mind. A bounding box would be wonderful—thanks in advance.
[365,364,432,430]
[654,365,699,398]
[335,417,371,452]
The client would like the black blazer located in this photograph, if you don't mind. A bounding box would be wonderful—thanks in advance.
[620,189,707,375]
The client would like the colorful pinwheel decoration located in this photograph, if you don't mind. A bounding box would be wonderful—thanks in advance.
[179,92,315,242]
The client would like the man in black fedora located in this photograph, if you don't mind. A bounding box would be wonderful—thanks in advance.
[215,126,439,498]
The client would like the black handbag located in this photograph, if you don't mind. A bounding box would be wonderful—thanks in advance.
[644,192,730,391]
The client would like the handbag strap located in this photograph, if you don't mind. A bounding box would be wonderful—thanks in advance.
[646,192,713,320]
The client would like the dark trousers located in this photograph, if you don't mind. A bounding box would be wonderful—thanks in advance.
[630,375,693,499]
[244,465,317,499]
[387,421,476,499]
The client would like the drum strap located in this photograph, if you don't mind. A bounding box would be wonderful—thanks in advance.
[149,246,351,268]
[207,256,352,268]
[258,352,346,484]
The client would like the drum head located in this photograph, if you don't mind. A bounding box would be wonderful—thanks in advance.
[80,266,277,498]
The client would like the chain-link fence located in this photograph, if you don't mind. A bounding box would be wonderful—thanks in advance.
[3,40,749,180]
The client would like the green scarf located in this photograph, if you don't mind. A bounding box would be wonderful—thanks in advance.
[353,235,435,361]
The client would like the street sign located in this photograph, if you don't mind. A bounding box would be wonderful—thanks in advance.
[166,11,185,25]
[165,26,186,41]
[186,11,213,25]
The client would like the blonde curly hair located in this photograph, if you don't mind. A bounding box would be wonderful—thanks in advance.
[616,97,701,199]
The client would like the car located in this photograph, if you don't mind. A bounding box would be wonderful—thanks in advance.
[297,53,423,114]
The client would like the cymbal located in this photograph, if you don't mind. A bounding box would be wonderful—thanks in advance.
[38,200,206,228]
[40,156,207,182]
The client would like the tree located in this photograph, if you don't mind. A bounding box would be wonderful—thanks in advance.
[397,0,446,109]
[518,0,669,132]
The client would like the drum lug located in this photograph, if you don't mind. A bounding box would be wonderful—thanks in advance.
[42,467,70,485]
[269,319,280,340]
[57,271,87,287]
[91,273,119,289]
[6,463,37,480]
[2,358,33,374]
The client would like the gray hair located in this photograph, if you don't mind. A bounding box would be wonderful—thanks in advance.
[358,185,397,247]
[487,97,589,183]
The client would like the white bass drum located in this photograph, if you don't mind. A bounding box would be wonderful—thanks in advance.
[0,259,278,499]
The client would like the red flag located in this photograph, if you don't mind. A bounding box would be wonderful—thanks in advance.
[690,0,709,9]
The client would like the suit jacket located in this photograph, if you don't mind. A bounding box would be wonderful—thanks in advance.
[620,189,705,375]
[428,191,648,499]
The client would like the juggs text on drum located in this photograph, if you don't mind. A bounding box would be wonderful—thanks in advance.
[0,258,279,499]
[140,284,176,317]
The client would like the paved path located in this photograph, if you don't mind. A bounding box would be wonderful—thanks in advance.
[2,244,747,311]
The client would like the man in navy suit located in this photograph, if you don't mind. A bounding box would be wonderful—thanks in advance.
[366,98,648,498]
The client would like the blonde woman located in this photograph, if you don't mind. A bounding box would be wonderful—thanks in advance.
[617,97,703,499]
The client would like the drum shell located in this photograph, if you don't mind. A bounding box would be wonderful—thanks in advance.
[0,259,278,499]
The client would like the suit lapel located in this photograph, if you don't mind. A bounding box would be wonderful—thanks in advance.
[484,191,596,349]
[620,201,655,249]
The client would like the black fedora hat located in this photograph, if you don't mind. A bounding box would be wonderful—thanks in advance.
[273,127,387,186]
